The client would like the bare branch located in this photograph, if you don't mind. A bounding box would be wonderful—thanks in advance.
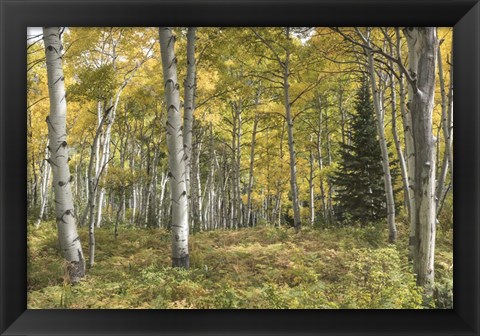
[331,27,417,91]
[250,28,284,68]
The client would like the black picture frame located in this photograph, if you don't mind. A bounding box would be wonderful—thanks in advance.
[1,0,479,335]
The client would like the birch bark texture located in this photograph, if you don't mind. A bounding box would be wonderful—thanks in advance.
[435,40,453,213]
[183,27,196,197]
[35,147,51,227]
[159,27,190,268]
[403,28,419,259]
[43,27,86,282]
[404,27,438,289]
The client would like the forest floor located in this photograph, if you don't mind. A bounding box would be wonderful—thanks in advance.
[27,220,453,309]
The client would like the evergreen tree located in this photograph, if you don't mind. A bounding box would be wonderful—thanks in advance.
[332,77,387,225]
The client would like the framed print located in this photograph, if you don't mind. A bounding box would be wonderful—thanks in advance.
[1,0,479,335]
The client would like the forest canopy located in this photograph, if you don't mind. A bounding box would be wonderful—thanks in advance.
[27,27,453,309]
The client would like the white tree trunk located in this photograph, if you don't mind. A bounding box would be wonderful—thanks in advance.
[95,186,106,228]
[43,27,85,283]
[246,115,259,226]
[236,109,243,228]
[435,42,453,213]
[35,146,51,227]
[159,27,190,268]
[95,80,128,228]
[86,110,110,267]
[446,44,453,180]
[183,27,196,198]
[158,171,168,228]
[361,31,397,242]
[230,106,239,229]
[147,148,159,227]
[315,97,328,224]
[190,125,203,229]
[94,102,103,177]
[401,28,418,258]
[404,27,438,290]
[283,28,301,231]
[389,72,410,220]
[308,144,315,226]
[130,150,137,225]
[196,139,204,221]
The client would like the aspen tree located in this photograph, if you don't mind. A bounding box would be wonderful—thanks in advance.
[404,27,438,289]
[159,27,190,268]
[43,27,85,282]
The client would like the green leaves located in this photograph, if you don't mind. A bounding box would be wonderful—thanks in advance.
[68,64,117,102]
[337,247,423,308]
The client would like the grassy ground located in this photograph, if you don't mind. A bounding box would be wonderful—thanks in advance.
[27,220,453,309]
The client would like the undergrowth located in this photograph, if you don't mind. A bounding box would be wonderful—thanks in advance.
[27,221,453,309]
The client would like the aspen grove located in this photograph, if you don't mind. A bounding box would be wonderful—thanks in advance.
[27,27,453,309]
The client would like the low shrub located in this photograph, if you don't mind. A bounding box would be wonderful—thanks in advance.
[333,248,423,308]
[27,221,450,309]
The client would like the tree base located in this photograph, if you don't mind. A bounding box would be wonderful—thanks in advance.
[388,231,397,243]
[67,259,86,284]
[172,255,190,269]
